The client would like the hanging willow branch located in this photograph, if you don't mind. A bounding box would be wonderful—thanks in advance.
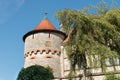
[56,8,120,75]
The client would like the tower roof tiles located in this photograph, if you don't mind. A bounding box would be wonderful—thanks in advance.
[23,18,67,42]
[34,19,57,31]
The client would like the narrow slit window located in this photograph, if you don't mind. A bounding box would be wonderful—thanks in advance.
[48,33,50,38]
[32,34,34,39]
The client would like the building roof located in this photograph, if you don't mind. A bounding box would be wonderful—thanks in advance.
[34,19,57,31]
[23,18,67,42]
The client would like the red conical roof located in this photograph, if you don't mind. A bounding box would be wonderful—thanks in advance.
[23,18,67,42]
[34,19,57,30]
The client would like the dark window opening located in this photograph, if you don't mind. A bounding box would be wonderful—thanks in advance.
[48,33,51,38]
[30,56,36,59]
[46,55,52,58]
[32,34,34,39]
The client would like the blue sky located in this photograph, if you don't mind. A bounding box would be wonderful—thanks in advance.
[0,0,120,80]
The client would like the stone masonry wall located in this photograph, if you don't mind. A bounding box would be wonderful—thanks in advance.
[24,32,65,77]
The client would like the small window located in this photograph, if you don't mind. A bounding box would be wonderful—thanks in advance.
[30,56,36,59]
[45,41,51,47]
[46,55,52,58]
[32,34,34,39]
[48,33,51,38]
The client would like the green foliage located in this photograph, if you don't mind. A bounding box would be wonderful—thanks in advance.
[85,0,118,14]
[105,75,120,80]
[17,65,54,80]
[91,0,109,14]
[55,1,120,80]
[56,6,120,74]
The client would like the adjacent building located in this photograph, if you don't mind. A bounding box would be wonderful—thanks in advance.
[22,16,120,80]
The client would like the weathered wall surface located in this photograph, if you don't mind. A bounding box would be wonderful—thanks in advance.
[24,32,64,77]
[24,32,64,52]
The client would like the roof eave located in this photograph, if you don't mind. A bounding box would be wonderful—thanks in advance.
[23,29,67,42]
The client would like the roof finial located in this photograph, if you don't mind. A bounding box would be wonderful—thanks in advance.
[44,12,48,19]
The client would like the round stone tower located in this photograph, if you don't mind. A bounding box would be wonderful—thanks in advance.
[23,17,66,78]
